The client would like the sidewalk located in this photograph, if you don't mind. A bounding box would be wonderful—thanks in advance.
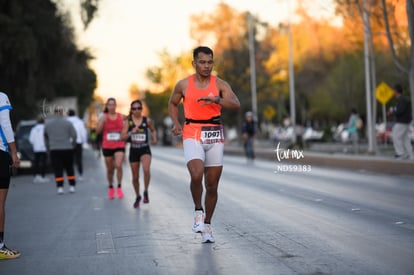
[225,140,414,176]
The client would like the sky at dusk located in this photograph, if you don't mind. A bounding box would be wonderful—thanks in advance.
[65,0,336,107]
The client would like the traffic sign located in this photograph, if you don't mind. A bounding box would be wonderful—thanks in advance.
[376,82,394,104]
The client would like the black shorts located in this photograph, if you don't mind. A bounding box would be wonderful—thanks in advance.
[129,146,151,163]
[0,150,12,189]
[102,148,125,157]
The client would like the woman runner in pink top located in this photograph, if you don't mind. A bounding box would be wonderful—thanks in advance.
[96,98,126,199]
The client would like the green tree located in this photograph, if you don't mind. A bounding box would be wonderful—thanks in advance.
[143,1,408,140]
[144,49,192,127]
[334,0,411,116]
[309,52,365,122]
[144,90,171,126]
[0,0,96,122]
[380,0,414,119]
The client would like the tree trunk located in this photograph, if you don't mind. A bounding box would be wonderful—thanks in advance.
[410,65,414,121]
[381,0,414,121]
[407,0,414,120]
[368,0,378,152]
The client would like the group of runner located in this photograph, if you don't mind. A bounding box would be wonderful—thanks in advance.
[1,46,240,260]
[95,98,157,208]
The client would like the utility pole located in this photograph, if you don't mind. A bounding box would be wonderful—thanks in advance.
[248,12,258,119]
[288,3,296,144]
[363,0,375,153]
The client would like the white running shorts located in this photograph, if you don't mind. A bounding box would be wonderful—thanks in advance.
[183,138,224,167]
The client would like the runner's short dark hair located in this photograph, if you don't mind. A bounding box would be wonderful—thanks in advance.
[193,46,213,60]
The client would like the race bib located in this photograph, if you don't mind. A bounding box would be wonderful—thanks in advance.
[131,133,146,142]
[200,126,223,144]
[107,132,121,141]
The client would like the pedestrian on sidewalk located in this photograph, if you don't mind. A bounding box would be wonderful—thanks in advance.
[241,111,257,160]
[29,116,50,183]
[96,98,126,199]
[0,92,21,259]
[347,108,360,153]
[67,109,88,180]
[44,106,77,194]
[168,46,240,243]
[387,84,413,160]
[121,100,157,208]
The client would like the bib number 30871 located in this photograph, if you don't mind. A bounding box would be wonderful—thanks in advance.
[200,125,224,144]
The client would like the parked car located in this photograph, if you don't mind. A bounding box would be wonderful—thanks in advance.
[15,119,37,171]
[302,127,324,141]
[271,126,294,143]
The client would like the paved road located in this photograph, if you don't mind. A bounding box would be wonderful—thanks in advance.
[1,146,414,275]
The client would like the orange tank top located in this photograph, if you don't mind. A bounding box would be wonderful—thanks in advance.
[183,75,223,142]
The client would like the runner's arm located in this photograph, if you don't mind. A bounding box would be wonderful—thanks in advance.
[120,118,130,141]
[168,80,185,136]
[147,118,157,144]
[217,78,240,110]
[0,108,19,167]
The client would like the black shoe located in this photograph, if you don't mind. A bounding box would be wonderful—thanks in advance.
[133,196,141,208]
[143,190,149,203]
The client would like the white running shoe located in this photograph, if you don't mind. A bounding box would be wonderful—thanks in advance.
[192,210,205,233]
[201,224,215,243]
[57,187,64,195]
[69,186,76,193]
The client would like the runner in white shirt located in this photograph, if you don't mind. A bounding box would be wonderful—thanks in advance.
[0,91,21,259]
[29,116,50,183]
